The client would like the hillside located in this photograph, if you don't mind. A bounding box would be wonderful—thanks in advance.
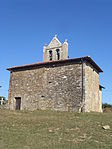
[0,110,112,149]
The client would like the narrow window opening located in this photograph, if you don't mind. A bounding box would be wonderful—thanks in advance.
[15,97,21,110]
[41,95,45,98]
[56,49,60,60]
[49,81,52,84]
[49,50,52,61]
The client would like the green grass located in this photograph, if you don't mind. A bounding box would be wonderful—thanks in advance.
[0,110,112,149]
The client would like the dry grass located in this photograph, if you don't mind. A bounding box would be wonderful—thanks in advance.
[0,109,112,149]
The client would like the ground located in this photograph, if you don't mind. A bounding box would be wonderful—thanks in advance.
[0,110,112,149]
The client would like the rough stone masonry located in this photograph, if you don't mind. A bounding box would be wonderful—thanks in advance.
[7,35,103,112]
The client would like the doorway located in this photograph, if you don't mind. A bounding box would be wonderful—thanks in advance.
[15,97,21,110]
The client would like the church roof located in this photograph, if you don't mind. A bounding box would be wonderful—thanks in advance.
[7,56,103,73]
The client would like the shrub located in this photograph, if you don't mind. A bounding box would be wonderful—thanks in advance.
[102,103,112,108]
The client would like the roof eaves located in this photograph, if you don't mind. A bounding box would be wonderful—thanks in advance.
[7,56,103,73]
[83,56,103,73]
[99,85,105,89]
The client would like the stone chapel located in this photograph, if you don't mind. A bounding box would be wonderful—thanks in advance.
[7,35,104,112]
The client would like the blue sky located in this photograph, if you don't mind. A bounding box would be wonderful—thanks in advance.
[0,0,112,104]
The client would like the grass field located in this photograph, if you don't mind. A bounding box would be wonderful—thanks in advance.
[0,109,112,149]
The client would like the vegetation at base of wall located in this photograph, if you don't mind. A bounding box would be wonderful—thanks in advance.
[102,103,112,112]
[102,103,112,108]
[0,110,112,149]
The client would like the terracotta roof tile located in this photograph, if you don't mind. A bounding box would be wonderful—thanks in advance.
[7,56,103,73]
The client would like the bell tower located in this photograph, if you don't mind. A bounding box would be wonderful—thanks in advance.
[43,35,68,62]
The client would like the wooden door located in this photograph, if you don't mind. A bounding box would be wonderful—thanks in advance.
[15,97,21,110]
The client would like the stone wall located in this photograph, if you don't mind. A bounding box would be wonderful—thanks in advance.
[99,89,103,112]
[84,62,102,112]
[8,62,83,111]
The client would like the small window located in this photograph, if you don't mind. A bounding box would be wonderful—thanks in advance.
[56,49,60,60]
[49,50,52,61]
